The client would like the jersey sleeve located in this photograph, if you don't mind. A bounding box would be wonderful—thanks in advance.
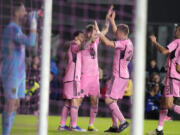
[176,51,180,65]
[166,40,178,53]
[114,40,125,50]
[13,26,36,47]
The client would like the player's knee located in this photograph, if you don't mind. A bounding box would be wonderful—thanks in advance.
[167,98,174,109]
[90,96,98,106]
[160,100,167,109]
[163,100,173,109]
[160,97,173,109]
[13,99,20,111]
[77,98,83,106]
[167,103,173,109]
[105,97,113,105]
[71,99,79,107]
[91,100,98,106]
[64,100,71,111]
[4,99,19,112]
[16,99,20,108]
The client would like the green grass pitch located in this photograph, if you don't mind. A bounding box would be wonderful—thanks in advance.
[0,115,179,135]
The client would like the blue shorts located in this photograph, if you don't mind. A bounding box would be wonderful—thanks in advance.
[2,77,25,99]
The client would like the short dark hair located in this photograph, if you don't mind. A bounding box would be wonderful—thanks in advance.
[12,1,24,15]
[117,24,129,36]
[176,25,180,28]
[86,24,94,33]
[151,72,160,81]
[73,31,83,39]
[176,25,180,31]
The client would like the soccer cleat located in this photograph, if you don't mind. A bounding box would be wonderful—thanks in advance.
[104,126,118,133]
[71,126,86,132]
[88,125,98,132]
[118,121,129,133]
[58,125,71,131]
[148,129,164,135]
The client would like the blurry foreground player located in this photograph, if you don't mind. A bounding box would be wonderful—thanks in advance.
[1,1,38,135]
[95,9,133,133]
[80,6,113,131]
[149,26,180,135]
[58,31,86,132]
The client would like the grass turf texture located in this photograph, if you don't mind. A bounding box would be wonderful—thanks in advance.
[0,115,179,135]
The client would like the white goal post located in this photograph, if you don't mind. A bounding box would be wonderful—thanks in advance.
[131,0,148,135]
[38,0,53,135]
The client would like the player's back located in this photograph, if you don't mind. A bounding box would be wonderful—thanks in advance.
[113,39,133,79]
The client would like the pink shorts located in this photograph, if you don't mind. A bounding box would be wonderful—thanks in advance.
[63,81,84,99]
[105,76,129,100]
[164,77,180,98]
[81,75,100,96]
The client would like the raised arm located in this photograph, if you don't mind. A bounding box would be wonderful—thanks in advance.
[109,11,117,35]
[95,21,115,48]
[14,31,36,47]
[101,5,113,35]
[149,35,169,55]
[101,19,109,35]
[99,33,115,47]
[81,29,99,50]
[14,11,37,47]
[81,36,93,49]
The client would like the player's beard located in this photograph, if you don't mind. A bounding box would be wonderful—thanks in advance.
[19,15,27,26]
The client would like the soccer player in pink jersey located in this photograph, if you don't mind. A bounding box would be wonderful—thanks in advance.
[149,26,180,135]
[95,10,133,133]
[80,6,113,131]
[58,31,86,132]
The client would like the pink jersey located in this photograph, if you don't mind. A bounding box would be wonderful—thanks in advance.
[177,58,180,65]
[166,39,180,80]
[63,42,81,82]
[113,39,133,78]
[81,38,100,76]
[176,50,180,65]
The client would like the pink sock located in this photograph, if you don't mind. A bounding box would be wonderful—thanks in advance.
[60,102,70,125]
[70,105,79,127]
[112,113,118,127]
[108,102,125,123]
[158,109,168,127]
[172,105,180,114]
[89,105,98,125]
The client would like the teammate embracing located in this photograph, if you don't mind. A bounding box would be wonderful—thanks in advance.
[58,31,86,132]
[80,6,113,131]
